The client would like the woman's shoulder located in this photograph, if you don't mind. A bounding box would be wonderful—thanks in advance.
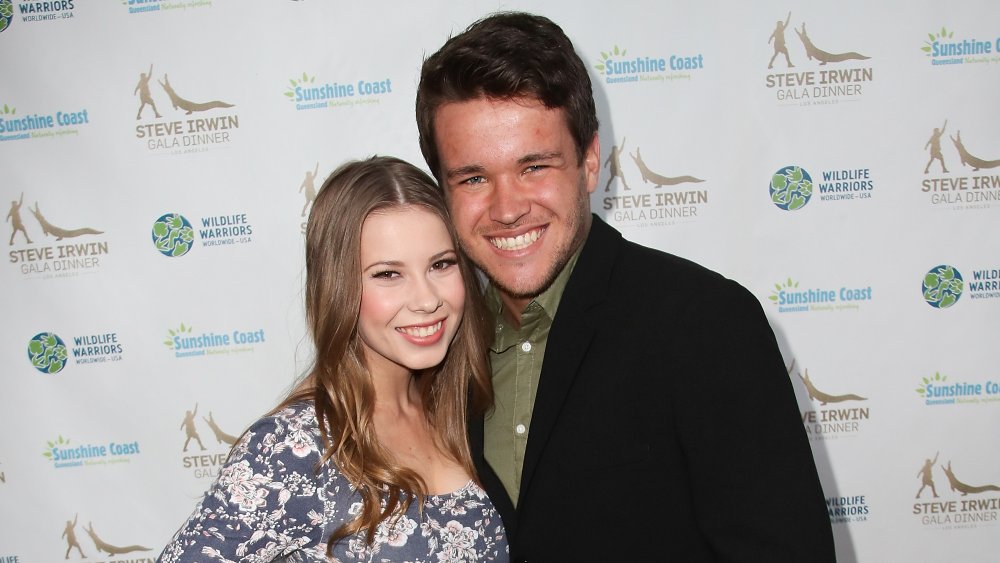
[232,400,323,465]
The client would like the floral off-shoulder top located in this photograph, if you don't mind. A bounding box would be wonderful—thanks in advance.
[158,402,508,563]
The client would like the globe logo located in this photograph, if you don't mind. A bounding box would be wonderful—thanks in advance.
[922,265,963,309]
[769,166,813,211]
[152,213,195,257]
[0,1,13,34]
[28,332,68,374]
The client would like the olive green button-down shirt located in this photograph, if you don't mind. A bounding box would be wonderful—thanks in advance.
[483,249,582,506]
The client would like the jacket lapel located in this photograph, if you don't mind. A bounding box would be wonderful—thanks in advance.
[515,217,621,510]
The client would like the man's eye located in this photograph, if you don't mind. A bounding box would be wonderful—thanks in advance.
[524,165,546,173]
[461,175,486,185]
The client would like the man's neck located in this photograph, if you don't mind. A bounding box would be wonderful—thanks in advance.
[499,294,533,329]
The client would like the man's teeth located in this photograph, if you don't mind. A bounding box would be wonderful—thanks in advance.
[490,228,541,250]
[400,321,442,338]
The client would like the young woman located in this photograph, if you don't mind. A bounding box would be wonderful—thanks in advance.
[158,156,508,562]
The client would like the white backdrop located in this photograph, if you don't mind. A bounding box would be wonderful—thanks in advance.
[1,1,999,562]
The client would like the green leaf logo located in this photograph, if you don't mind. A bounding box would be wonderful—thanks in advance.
[164,324,194,350]
[285,72,316,100]
[922,27,955,56]
[594,46,627,74]
[42,435,70,459]
[916,371,947,397]
[768,277,800,304]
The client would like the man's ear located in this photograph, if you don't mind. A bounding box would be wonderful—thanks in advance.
[583,134,600,195]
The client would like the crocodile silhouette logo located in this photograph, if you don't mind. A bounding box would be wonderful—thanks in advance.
[29,202,103,240]
[795,23,870,65]
[158,73,234,115]
[629,147,703,188]
[203,411,239,445]
[796,368,867,405]
[950,131,1000,171]
[941,461,1000,496]
[83,521,152,556]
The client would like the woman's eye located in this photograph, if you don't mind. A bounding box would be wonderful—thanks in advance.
[432,259,457,271]
[372,270,399,279]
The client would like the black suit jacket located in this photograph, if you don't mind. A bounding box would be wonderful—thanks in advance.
[471,217,835,562]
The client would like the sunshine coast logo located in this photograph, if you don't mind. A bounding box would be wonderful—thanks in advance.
[920,120,1000,210]
[284,71,393,111]
[913,452,1000,529]
[164,322,265,358]
[7,194,108,279]
[43,435,141,469]
[178,403,238,479]
[593,45,703,85]
[768,277,872,313]
[764,12,873,106]
[598,138,707,229]
[827,495,869,525]
[132,66,239,154]
[917,371,1000,406]
[0,103,89,142]
[124,0,211,15]
[922,27,1000,67]
[789,361,869,441]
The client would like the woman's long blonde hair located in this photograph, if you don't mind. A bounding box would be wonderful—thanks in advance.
[276,156,493,548]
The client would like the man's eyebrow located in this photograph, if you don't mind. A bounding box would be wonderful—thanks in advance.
[445,164,485,180]
[518,151,563,165]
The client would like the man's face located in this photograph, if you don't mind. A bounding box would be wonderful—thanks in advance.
[433,97,599,307]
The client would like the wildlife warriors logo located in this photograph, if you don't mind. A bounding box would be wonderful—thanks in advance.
[789,360,868,440]
[913,452,1000,528]
[769,166,812,210]
[920,120,1000,208]
[0,0,12,34]
[28,332,68,374]
[922,265,963,309]
[59,513,151,559]
[133,65,239,154]
[151,213,194,257]
[179,403,239,479]
[600,137,708,229]
[764,12,873,104]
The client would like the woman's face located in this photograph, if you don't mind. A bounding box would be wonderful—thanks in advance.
[357,206,466,378]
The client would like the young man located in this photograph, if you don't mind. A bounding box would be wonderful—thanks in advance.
[417,12,836,562]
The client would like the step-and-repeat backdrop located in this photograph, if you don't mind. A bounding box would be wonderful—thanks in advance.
[2,1,998,561]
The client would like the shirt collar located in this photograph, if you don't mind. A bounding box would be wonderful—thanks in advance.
[485,244,584,353]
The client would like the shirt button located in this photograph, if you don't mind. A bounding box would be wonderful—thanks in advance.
[515,424,526,435]
[520,341,532,352]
